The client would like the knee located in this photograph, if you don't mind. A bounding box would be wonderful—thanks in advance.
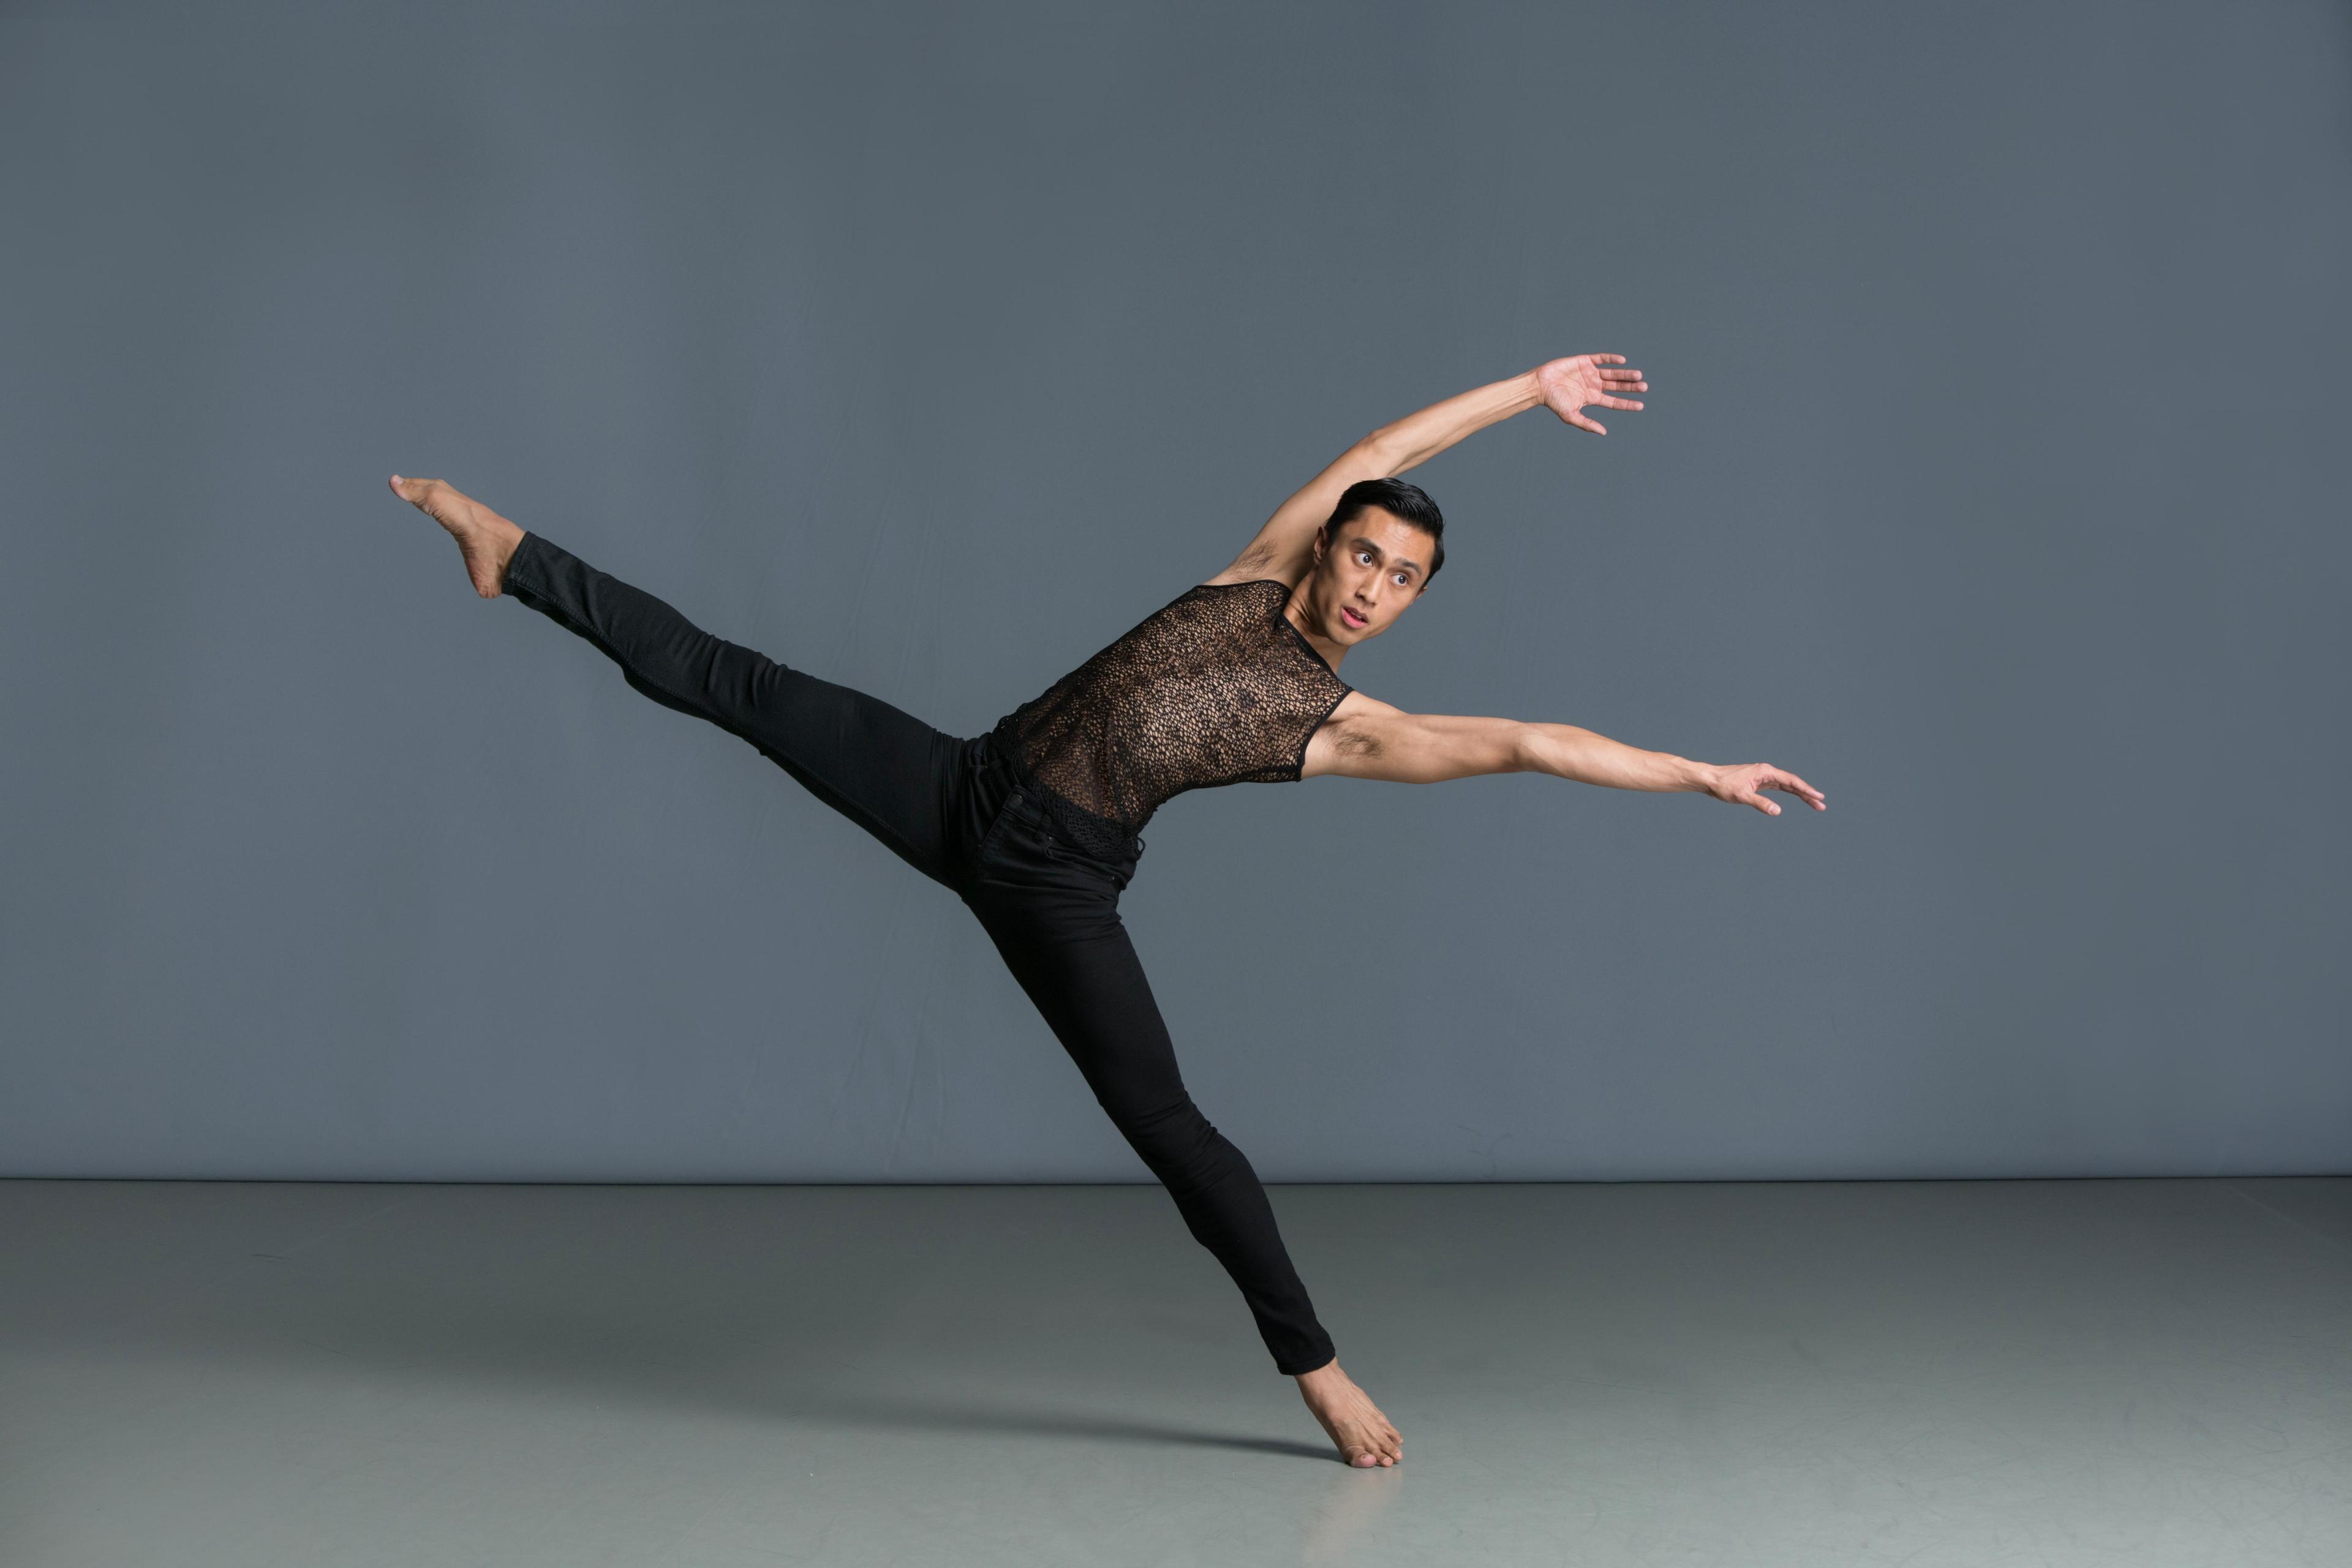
[1109,1094,1240,1194]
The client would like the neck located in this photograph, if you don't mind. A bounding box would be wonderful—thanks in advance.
[1283,590,1348,671]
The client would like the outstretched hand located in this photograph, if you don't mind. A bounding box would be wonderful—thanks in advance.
[1535,353,1648,435]
[1705,763,1826,817]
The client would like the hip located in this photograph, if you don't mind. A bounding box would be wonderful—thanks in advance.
[960,731,1144,898]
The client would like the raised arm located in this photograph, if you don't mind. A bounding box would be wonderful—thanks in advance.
[1210,354,1649,585]
[1302,693,1826,816]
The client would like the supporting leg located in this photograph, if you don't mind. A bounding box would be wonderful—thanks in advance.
[969,886,1336,1374]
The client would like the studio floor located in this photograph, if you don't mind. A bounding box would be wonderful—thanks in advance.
[2,1177,2346,1566]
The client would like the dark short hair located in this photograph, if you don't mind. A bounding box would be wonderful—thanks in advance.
[1320,477,1446,586]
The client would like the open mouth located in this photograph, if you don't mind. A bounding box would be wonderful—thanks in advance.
[1340,606,1368,630]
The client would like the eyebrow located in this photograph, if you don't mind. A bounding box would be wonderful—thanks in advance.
[1350,537,1423,578]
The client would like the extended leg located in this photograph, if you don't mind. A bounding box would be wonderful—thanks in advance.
[393,477,963,886]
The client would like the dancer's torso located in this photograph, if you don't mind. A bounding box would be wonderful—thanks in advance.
[987,579,1354,862]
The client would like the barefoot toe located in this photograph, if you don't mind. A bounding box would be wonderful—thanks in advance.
[1297,1360,1404,1469]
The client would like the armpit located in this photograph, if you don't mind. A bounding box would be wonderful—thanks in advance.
[1230,539,1278,573]
[1329,717,1385,759]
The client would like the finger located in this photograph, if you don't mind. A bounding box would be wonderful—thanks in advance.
[1752,794,1781,816]
[1570,413,1607,434]
[1599,369,1646,382]
[1770,769,1826,802]
[1599,397,1645,410]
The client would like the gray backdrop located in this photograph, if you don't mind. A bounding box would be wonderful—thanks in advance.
[4,1,2346,1182]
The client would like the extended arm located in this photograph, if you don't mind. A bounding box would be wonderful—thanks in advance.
[1213,355,1649,583]
[1303,694,1826,816]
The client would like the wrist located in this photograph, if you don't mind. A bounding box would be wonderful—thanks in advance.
[1675,757,1717,794]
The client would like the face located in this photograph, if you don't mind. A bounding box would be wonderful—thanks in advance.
[1306,507,1434,645]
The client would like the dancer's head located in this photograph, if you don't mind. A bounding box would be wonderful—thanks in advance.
[1302,477,1444,646]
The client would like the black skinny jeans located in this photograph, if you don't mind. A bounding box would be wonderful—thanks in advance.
[501,531,1338,1376]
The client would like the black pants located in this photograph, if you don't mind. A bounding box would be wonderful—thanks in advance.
[501,531,1338,1376]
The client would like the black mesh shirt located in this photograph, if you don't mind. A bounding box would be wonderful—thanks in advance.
[986,578,1355,864]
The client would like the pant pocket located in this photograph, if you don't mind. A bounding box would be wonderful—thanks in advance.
[957,788,1028,892]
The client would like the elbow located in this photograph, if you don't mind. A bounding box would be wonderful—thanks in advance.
[1505,722,1545,775]
[1355,428,1404,475]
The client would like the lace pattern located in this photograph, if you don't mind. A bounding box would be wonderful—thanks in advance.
[988,579,1353,863]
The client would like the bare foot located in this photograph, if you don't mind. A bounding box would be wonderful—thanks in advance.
[388,475,525,598]
[1295,1360,1401,1468]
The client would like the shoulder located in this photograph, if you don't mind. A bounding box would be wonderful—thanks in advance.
[1321,690,1399,730]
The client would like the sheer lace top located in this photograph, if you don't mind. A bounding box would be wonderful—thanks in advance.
[987,579,1354,862]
